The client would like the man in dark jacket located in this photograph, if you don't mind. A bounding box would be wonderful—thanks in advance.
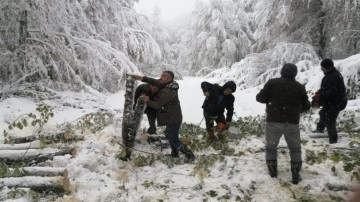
[201,81,236,141]
[134,83,158,135]
[256,63,311,184]
[312,58,347,144]
[133,71,195,161]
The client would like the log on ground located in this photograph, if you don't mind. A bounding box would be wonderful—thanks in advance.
[5,167,68,178]
[8,132,84,144]
[0,140,42,150]
[0,148,76,165]
[0,176,70,194]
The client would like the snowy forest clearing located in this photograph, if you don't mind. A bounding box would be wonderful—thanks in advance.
[0,76,359,201]
[0,0,360,201]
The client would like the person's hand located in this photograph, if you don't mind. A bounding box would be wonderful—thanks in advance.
[203,91,210,97]
[139,95,149,103]
[132,75,143,81]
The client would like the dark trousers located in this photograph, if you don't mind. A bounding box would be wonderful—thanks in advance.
[164,122,182,149]
[204,111,225,131]
[317,108,340,143]
[145,109,157,134]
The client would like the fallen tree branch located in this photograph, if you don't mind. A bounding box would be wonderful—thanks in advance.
[0,140,42,150]
[0,176,70,194]
[5,167,68,178]
[0,147,76,165]
[8,132,84,144]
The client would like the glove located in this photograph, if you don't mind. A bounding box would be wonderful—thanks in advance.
[311,90,321,108]
[215,121,229,133]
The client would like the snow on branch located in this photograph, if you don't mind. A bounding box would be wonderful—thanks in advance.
[213,42,319,89]
[0,0,158,94]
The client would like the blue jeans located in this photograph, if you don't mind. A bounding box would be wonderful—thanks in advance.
[164,122,182,149]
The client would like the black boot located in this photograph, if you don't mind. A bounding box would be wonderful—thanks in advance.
[266,160,277,178]
[179,144,195,161]
[291,161,302,184]
[171,147,179,158]
[167,145,179,158]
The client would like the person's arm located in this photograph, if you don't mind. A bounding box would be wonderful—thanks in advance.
[132,75,160,86]
[225,96,235,122]
[146,88,176,110]
[300,86,311,113]
[256,82,271,103]
[142,76,160,86]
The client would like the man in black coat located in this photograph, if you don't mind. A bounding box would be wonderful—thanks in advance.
[134,83,158,135]
[256,63,310,184]
[312,58,347,144]
[201,80,236,140]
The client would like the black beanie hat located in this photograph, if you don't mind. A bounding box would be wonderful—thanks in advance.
[280,63,298,79]
[223,81,236,92]
[320,58,334,70]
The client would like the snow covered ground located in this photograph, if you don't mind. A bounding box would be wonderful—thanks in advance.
[0,57,360,201]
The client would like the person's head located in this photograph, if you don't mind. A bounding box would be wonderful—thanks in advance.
[320,58,334,73]
[223,81,236,95]
[159,71,174,84]
[148,84,158,93]
[280,63,298,79]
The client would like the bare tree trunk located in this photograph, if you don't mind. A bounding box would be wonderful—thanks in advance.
[5,167,68,178]
[8,132,84,144]
[0,140,42,150]
[0,176,70,194]
[0,147,76,165]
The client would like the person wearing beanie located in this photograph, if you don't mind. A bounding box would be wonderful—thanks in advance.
[312,58,347,144]
[201,80,236,141]
[256,63,311,184]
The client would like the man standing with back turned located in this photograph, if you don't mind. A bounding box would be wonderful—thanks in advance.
[256,63,311,184]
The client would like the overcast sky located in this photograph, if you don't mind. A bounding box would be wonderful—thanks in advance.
[134,0,208,22]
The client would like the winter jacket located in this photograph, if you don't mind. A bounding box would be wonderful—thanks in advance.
[134,83,157,114]
[256,77,310,124]
[143,77,182,126]
[319,68,347,111]
[201,81,235,122]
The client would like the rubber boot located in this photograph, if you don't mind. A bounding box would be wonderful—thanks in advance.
[291,161,302,184]
[207,131,217,142]
[179,144,195,162]
[266,160,277,178]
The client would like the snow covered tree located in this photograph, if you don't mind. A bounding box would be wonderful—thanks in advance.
[177,0,254,76]
[137,6,182,79]
[0,0,160,95]
[251,0,360,58]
